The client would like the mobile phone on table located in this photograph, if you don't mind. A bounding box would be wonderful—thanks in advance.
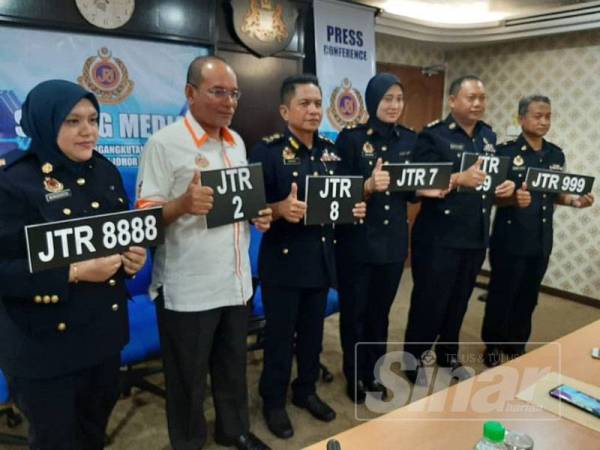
[549,384,600,419]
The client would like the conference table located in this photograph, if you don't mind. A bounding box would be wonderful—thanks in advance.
[305,320,600,450]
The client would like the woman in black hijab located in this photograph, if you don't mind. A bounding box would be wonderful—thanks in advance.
[334,73,417,403]
[0,80,146,449]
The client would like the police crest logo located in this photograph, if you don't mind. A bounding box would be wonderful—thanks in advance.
[513,155,525,167]
[195,154,210,169]
[43,177,64,193]
[282,147,296,161]
[362,142,375,156]
[327,78,367,130]
[232,0,299,57]
[78,47,134,104]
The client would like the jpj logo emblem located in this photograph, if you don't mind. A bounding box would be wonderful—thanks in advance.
[327,78,367,130]
[78,47,134,104]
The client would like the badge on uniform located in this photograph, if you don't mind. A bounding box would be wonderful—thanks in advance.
[448,122,456,130]
[320,149,341,162]
[549,164,563,171]
[483,137,495,154]
[195,154,210,169]
[362,142,375,157]
[282,147,300,165]
[43,177,64,193]
[513,155,524,167]
[41,162,53,174]
[450,143,464,151]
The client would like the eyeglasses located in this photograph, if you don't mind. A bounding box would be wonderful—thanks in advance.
[188,82,242,101]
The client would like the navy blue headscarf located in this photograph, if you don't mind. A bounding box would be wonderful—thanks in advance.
[20,79,100,172]
[365,73,403,136]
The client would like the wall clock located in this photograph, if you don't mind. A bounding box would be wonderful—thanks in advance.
[75,0,135,29]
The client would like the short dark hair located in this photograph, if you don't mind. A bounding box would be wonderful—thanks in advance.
[518,94,551,117]
[448,75,483,96]
[280,74,321,105]
[186,55,228,86]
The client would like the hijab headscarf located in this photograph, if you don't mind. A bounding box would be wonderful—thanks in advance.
[365,73,403,137]
[20,79,100,173]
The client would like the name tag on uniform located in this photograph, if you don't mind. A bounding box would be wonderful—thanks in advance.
[201,163,266,229]
[457,152,510,193]
[384,162,453,192]
[25,207,164,273]
[304,175,363,226]
[525,168,594,195]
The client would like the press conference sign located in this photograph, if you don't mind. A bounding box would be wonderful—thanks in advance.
[304,175,363,226]
[25,207,163,273]
[525,168,595,195]
[201,163,266,229]
[384,162,453,192]
[457,153,510,193]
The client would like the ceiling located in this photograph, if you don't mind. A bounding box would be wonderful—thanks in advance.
[357,0,596,25]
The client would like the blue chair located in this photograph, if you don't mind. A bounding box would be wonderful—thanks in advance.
[118,254,165,399]
[247,226,338,382]
[116,167,165,399]
[0,369,26,446]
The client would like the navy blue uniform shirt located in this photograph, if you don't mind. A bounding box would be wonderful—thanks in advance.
[491,135,565,256]
[335,121,417,264]
[249,129,338,288]
[412,114,497,249]
[0,151,130,378]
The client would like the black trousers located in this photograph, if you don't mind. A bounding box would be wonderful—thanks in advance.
[259,285,328,409]
[156,296,250,450]
[8,354,120,450]
[405,243,486,362]
[482,249,550,353]
[337,261,404,385]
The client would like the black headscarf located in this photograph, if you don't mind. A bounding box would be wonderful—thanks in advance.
[20,79,100,172]
[365,73,403,137]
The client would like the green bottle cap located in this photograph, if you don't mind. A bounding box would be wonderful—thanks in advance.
[483,421,506,443]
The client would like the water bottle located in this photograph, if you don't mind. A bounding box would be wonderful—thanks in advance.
[473,421,506,450]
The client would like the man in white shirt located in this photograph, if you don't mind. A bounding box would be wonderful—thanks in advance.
[136,56,271,450]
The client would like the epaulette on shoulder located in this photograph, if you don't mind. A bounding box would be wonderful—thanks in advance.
[1,149,29,171]
[319,134,334,145]
[426,119,441,128]
[261,133,284,145]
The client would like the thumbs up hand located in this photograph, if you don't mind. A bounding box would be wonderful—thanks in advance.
[364,158,390,195]
[457,158,487,188]
[278,182,307,223]
[515,181,532,208]
[179,170,214,215]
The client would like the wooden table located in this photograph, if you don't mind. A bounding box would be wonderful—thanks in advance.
[305,320,600,449]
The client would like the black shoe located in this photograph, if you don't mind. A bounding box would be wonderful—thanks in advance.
[263,408,293,439]
[346,380,366,404]
[483,347,502,368]
[437,355,473,381]
[365,380,388,400]
[215,432,271,450]
[292,394,336,422]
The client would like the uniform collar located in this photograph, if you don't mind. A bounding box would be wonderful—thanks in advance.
[284,127,321,153]
[445,114,485,136]
[517,134,548,154]
[184,111,235,148]
[366,118,399,139]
